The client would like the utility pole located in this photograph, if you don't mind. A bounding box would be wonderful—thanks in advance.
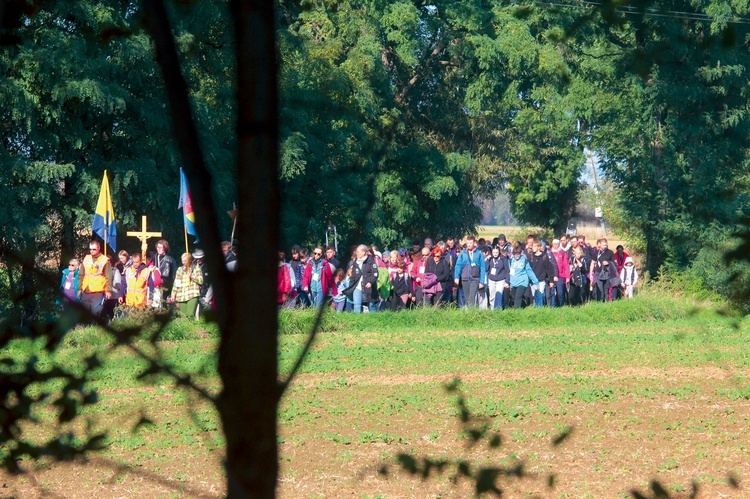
[587,149,607,238]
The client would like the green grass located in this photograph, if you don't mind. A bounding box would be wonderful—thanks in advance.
[2,289,749,496]
[278,290,724,336]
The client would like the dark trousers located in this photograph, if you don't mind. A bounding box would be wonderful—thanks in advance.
[595,279,611,302]
[296,290,311,307]
[502,287,511,310]
[456,283,465,307]
[461,280,479,308]
[81,292,105,319]
[389,293,408,311]
[569,284,584,306]
[553,279,566,307]
[440,284,452,304]
[511,286,527,309]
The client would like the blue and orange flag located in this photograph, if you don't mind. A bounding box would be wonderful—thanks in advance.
[92,170,117,253]
[178,168,198,241]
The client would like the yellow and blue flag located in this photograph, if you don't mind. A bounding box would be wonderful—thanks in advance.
[92,170,117,252]
[178,168,198,241]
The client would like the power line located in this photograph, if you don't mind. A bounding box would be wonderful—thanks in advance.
[528,0,750,25]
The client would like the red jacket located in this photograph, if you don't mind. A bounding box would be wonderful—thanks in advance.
[278,264,291,303]
[614,250,629,272]
[410,256,429,286]
[302,259,336,295]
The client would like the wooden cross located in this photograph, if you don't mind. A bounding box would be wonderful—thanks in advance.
[127,215,162,259]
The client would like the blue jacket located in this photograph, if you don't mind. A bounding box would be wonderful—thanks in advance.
[57,268,80,304]
[454,248,487,284]
[508,254,539,288]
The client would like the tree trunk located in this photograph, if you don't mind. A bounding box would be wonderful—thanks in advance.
[218,1,280,497]
[142,1,280,495]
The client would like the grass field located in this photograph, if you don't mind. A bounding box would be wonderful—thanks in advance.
[1,292,749,497]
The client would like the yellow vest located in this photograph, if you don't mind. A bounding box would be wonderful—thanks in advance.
[81,254,109,293]
[125,265,151,307]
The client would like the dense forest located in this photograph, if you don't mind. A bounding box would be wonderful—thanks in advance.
[2,0,749,275]
[1,2,750,496]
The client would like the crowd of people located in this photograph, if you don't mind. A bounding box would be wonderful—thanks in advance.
[59,231,639,320]
[59,238,237,320]
[278,233,639,313]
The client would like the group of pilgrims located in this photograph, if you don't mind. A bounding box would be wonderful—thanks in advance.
[278,233,639,313]
[58,231,639,320]
[59,238,237,320]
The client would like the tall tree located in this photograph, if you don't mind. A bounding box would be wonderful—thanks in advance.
[0,1,237,270]
[567,0,750,273]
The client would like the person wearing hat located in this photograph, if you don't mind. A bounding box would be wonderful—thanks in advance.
[192,248,213,316]
[619,256,638,299]
[168,252,203,318]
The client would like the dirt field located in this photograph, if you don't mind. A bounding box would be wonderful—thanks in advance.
[1,304,747,498]
[274,368,749,498]
[2,368,748,498]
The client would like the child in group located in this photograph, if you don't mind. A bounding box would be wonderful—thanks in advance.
[389,258,412,311]
[332,268,349,312]
[619,257,638,298]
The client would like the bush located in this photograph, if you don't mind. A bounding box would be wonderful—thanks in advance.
[690,238,750,314]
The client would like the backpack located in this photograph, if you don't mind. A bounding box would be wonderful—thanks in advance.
[377,269,392,296]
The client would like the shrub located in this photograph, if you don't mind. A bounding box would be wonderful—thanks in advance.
[690,238,750,314]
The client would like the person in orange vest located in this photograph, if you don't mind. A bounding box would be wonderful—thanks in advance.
[78,239,114,318]
[120,252,153,308]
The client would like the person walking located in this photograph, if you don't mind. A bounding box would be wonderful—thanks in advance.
[508,244,539,309]
[302,246,335,307]
[529,241,557,307]
[453,236,486,308]
[154,239,177,307]
[168,253,203,318]
[424,247,451,306]
[620,257,638,298]
[120,252,153,308]
[486,246,509,310]
[550,239,570,307]
[590,238,616,302]
[569,245,589,306]
[58,258,80,307]
[78,240,114,318]
[341,245,380,313]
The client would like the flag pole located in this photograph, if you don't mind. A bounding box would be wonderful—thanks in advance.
[104,171,108,257]
[184,224,189,254]
[230,202,237,246]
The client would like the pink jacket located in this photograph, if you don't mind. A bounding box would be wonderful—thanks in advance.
[551,248,571,280]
